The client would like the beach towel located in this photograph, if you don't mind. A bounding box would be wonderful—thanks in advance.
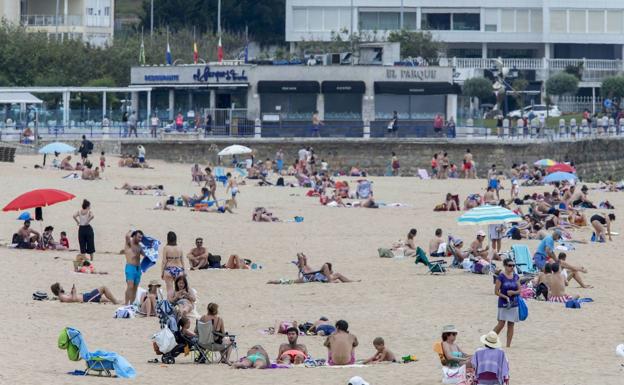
[64,327,136,378]
[140,235,161,273]
[417,169,430,180]
[471,348,509,384]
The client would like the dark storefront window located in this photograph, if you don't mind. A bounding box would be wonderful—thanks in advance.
[376,94,445,120]
[261,94,317,120]
[324,94,362,120]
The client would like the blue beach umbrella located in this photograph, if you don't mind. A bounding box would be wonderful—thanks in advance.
[38,142,75,154]
[543,171,577,184]
[457,205,521,226]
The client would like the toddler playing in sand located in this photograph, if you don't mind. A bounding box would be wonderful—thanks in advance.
[363,337,396,364]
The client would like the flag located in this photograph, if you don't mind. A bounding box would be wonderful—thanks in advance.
[193,42,198,64]
[139,36,146,65]
[166,42,172,65]
[217,36,223,62]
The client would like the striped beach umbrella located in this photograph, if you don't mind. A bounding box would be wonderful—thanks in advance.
[534,159,557,167]
[457,205,521,226]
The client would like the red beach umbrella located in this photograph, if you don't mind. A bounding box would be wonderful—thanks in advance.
[2,189,76,212]
[547,163,575,174]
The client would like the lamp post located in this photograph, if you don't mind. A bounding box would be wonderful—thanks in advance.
[491,64,519,116]
[150,0,154,37]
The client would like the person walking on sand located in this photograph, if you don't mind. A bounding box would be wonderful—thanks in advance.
[311,110,324,137]
[391,152,400,176]
[124,230,145,305]
[493,258,520,347]
[73,199,95,261]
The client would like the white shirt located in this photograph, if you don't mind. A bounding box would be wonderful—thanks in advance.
[321,162,328,171]
[298,148,307,161]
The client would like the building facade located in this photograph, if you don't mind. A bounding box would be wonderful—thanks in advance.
[0,0,114,46]
[286,0,624,60]
[130,64,458,137]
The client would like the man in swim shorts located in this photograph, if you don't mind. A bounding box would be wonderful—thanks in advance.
[324,320,358,365]
[124,230,145,305]
[50,282,120,304]
[277,327,308,364]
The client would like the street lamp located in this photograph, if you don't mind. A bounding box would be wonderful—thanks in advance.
[490,63,519,116]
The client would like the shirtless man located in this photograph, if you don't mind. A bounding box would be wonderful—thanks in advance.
[124,230,145,305]
[61,155,73,170]
[470,230,489,259]
[225,173,239,208]
[557,253,592,288]
[570,185,595,208]
[50,282,120,304]
[324,320,358,366]
[204,168,218,201]
[483,187,497,205]
[16,220,40,249]
[543,262,579,302]
[429,228,445,257]
[187,237,208,270]
[277,327,308,364]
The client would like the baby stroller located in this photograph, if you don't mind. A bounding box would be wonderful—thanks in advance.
[153,300,205,364]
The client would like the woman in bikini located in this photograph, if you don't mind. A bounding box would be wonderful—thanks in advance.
[590,213,615,242]
[199,303,232,363]
[233,345,270,369]
[161,231,186,300]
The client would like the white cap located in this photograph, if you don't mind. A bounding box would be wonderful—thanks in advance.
[348,376,370,385]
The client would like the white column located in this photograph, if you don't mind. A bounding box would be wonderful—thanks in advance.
[416,7,422,30]
[102,91,106,121]
[63,0,68,20]
[63,90,70,128]
[146,91,151,122]
[446,94,458,123]
[209,89,216,109]
[544,43,551,59]
[131,91,139,114]
[481,42,488,59]
[168,89,175,120]
[317,93,324,120]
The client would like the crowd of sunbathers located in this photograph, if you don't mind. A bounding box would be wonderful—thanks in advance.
[12,219,70,250]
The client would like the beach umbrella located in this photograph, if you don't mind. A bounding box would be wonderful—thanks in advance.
[2,189,75,212]
[38,142,75,154]
[534,159,557,167]
[217,145,252,156]
[543,171,577,184]
[457,205,521,226]
[547,163,575,174]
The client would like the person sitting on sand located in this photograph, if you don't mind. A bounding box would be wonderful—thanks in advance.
[447,238,470,265]
[444,193,459,211]
[543,262,579,303]
[139,280,161,316]
[429,229,445,257]
[590,213,615,242]
[277,327,309,364]
[570,185,595,208]
[533,230,561,271]
[181,187,210,207]
[50,282,120,304]
[191,164,207,184]
[464,194,481,210]
[41,225,67,250]
[324,320,358,366]
[73,254,107,274]
[233,345,270,369]
[483,187,497,205]
[310,316,336,336]
[172,275,196,305]
[253,207,279,222]
[472,332,510,384]
[188,238,209,270]
[440,325,471,368]
[268,253,358,284]
[393,228,418,257]
[557,253,592,288]
[470,231,489,259]
[15,219,40,249]
[61,155,73,170]
[154,196,176,211]
[363,337,396,364]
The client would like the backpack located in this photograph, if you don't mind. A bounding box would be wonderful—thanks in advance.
[276,177,284,186]
[207,254,222,268]
[86,140,94,152]
[33,291,48,301]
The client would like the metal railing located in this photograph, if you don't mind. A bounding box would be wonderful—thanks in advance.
[447,57,624,72]
[21,14,83,27]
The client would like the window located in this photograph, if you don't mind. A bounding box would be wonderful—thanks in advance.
[452,13,479,31]
[422,13,451,30]
[550,10,566,33]
[569,10,585,33]
[86,8,93,16]
[104,7,110,16]
[530,10,542,32]
[308,8,323,31]
[501,9,514,32]
[359,12,378,30]
[324,9,339,31]
[448,48,482,58]
[261,94,317,121]
[375,95,445,120]
[324,94,362,120]
[588,11,604,33]
[293,8,307,31]
[379,12,400,30]
[607,11,623,33]
[403,12,417,30]
[359,12,402,30]
[516,10,529,32]
[484,9,498,32]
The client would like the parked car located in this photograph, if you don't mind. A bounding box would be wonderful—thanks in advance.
[509,105,561,118]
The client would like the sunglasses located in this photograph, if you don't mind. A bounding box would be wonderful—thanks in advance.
[505,264,516,267]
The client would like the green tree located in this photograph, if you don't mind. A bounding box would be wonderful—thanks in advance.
[546,72,579,98]
[386,30,445,63]
[511,78,529,112]
[462,77,492,115]
[601,76,624,99]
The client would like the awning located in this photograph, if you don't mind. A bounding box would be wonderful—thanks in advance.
[322,81,366,94]
[257,81,320,94]
[0,92,43,104]
[374,82,461,95]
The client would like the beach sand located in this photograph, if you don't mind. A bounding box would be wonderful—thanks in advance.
[0,154,623,385]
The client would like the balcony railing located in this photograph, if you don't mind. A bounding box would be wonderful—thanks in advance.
[21,14,83,27]
[446,57,623,72]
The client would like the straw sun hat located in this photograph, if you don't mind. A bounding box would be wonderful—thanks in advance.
[480,331,502,349]
[148,280,161,288]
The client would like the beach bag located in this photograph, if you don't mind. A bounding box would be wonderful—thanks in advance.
[518,297,528,321]
[208,254,222,268]
[151,327,177,354]
[32,291,48,301]
[565,299,581,309]
[471,260,488,274]
[442,364,466,384]
[58,328,80,361]
[378,248,394,258]
[276,177,284,186]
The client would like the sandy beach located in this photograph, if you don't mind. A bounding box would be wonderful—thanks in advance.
[1,153,623,385]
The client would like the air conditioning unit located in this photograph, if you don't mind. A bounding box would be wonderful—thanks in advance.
[330,53,341,65]
[340,52,353,65]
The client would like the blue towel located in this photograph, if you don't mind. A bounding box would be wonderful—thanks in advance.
[140,235,161,273]
[66,327,136,379]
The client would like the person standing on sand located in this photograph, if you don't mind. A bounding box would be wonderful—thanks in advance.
[311,110,323,137]
[324,320,358,365]
[493,258,520,347]
[275,148,284,173]
[464,149,475,179]
[124,230,145,305]
[73,199,95,261]
[391,152,400,176]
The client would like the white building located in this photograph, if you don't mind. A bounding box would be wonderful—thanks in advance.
[0,0,114,46]
[286,0,624,60]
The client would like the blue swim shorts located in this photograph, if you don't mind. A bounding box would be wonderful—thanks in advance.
[125,264,142,285]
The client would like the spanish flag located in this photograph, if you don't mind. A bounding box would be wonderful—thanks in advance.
[193,42,199,64]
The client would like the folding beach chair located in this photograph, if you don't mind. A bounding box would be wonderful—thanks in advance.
[510,244,538,275]
[433,341,467,383]
[415,247,447,274]
[235,167,248,177]
[58,327,135,378]
[214,167,228,186]
[195,320,237,364]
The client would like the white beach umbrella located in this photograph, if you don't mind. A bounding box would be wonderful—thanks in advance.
[217,145,252,156]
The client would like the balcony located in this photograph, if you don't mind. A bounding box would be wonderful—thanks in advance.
[21,14,83,27]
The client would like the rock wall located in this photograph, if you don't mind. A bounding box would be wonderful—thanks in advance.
[116,137,624,182]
